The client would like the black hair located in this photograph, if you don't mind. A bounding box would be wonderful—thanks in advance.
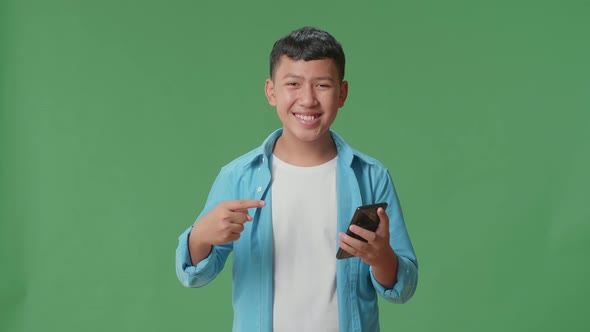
[269,27,346,81]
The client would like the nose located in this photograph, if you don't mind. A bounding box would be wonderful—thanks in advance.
[298,84,318,108]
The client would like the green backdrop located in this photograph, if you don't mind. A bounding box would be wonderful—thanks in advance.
[1,0,589,331]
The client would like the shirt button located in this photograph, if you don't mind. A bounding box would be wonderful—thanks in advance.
[257,187,262,192]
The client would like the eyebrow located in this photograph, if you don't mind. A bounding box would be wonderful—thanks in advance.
[282,74,336,82]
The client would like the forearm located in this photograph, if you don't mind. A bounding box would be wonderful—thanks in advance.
[371,249,398,289]
[176,226,229,288]
[188,227,213,266]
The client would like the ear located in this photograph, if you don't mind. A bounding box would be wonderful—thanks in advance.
[265,79,277,107]
[338,80,349,108]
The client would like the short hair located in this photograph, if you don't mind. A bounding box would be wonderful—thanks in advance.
[269,27,346,81]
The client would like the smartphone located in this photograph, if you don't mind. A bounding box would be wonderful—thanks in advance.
[336,202,388,259]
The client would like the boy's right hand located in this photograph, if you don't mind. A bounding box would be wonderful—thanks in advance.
[188,200,265,265]
[190,200,266,246]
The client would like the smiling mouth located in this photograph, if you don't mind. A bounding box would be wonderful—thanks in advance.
[294,113,321,121]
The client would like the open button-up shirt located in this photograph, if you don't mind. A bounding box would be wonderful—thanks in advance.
[176,129,418,332]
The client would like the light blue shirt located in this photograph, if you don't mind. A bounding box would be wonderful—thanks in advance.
[176,129,418,332]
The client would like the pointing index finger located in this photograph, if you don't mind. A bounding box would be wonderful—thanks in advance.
[226,199,266,211]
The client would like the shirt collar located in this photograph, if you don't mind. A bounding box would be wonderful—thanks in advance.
[244,128,359,168]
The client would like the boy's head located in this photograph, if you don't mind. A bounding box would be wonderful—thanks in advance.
[270,27,346,82]
[265,27,349,150]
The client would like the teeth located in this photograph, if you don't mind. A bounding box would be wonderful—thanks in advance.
[295,114,318,121]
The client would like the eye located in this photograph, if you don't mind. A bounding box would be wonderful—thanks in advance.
[317,84,332,88]
[286,82,299,87]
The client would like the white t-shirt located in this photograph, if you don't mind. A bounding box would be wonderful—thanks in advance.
[271,154,339,332]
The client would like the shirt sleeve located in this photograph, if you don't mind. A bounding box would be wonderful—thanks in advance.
[370,255,418,303]
[175,167,236,288]
[175,226,233,288]
[370,168,419,303]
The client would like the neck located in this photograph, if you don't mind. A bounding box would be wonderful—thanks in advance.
[272,132,337,167]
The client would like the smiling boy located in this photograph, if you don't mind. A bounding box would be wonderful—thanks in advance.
[176,27,418,332]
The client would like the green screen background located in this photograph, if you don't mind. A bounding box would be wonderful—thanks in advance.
[1,0,589,331]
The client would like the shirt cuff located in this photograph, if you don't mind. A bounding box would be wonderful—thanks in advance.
[176,227,216,287]
[370,255,418,303]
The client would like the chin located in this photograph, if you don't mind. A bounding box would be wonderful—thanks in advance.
[292,128,330,143]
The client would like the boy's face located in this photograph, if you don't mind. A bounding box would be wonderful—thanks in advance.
[265,56,348,146]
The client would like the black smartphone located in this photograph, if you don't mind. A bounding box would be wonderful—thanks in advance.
[336,202,388,259]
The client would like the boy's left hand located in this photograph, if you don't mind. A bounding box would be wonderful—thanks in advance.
[338,207,397,271]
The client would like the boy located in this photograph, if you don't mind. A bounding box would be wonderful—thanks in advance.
[175,27,418,332]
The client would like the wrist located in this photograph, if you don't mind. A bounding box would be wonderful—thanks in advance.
[190,223,212,247]
[373,248,397,271]
[188,225,213,265]
[371,248,398,289]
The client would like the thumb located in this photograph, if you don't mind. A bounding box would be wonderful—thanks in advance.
[375,207,390,237]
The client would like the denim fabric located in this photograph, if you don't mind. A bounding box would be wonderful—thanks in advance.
[176,129,418,332]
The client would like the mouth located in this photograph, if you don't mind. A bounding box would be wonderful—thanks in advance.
[294,113,321,121]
